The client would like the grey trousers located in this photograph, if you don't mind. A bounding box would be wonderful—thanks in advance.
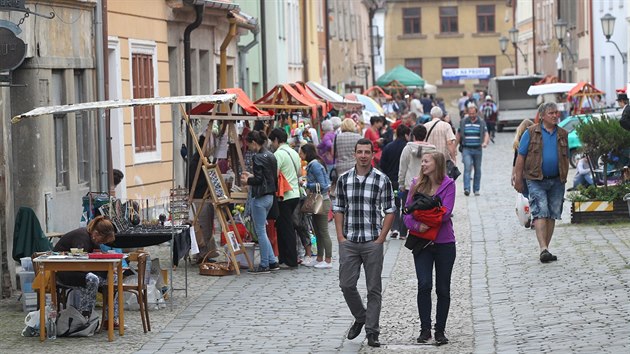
[338,240,384,335]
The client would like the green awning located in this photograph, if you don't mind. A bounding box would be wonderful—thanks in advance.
[376,65,425,87]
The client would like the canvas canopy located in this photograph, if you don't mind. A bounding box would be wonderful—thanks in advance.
[363,86,392,100]
[305,81,363,110]
[376,65,425,87]
[527,83,578,96]
[12,94,237,123]
[189,88,272,120]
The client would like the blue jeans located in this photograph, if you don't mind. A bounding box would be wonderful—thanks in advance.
[573,173,593,189]
[462,148,483,193]
[414,242,456,332]
[252,194,277,267]
[526,178,565,219]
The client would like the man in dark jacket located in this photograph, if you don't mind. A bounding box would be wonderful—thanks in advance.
[379,124,411,239]
[617,93,630,131]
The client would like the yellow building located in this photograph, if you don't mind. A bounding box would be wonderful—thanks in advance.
[385,0,513,106]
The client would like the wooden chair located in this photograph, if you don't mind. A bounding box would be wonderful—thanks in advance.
[101,251,151,333]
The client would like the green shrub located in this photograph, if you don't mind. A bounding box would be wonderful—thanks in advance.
[567,182,630,202]
[575,115,630,187]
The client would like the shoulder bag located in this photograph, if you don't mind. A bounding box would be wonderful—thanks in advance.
[329,135,338,183]
[425,121,461,180]
[300,183,324,215]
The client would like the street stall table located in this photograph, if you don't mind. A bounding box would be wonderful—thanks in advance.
[33,255,124,342]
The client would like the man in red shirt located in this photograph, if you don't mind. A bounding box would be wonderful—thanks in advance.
[364,115,385,166]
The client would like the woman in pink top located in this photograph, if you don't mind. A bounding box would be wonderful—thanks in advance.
[403,151,456,346]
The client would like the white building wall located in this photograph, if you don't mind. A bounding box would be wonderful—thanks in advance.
[593,0,627,106]
[374,8,386,80]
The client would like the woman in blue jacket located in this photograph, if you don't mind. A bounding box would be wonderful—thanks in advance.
[299,143,332,269]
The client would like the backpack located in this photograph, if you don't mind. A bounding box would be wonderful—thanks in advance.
[482,103,494,120]
[56,305,100,337]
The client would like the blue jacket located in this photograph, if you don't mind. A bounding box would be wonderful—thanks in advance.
[305,159,330,195]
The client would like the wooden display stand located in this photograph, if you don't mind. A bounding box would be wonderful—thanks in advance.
[184,89,274,274]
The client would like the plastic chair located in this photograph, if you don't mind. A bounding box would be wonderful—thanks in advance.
[101,251,151,333]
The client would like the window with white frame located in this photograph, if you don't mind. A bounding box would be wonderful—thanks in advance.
[129,40,160,163]
[328,0,336,38]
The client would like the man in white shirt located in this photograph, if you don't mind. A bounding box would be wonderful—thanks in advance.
[424,106,457,164]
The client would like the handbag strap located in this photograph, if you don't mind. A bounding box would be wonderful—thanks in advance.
[280,148,300,178]
[332,135,337,163]
[425,120,439,142]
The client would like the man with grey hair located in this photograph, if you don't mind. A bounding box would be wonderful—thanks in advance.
[424,106,457,165]
[330,116,343,133]
[513,102,568,263]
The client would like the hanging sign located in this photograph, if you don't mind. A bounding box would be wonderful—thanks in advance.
[442,67,491,80]
[0,27,26,71]
[0,0,27,12]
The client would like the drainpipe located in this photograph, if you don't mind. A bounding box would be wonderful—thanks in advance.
[260,0,268,92]
[238,31,259,95]
[588,0,594,84]
[101,0,113,195]
[220,18,238,90]
[95,0,107,192]
[368,7,376,87]
[324,0,331,88]
[184,5,204,186]
[532,1,536,74]
[301,0,308,82]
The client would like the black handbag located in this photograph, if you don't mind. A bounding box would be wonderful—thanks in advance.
[446,160,461,180]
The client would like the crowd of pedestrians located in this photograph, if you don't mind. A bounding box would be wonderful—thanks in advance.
[226,92,576,346]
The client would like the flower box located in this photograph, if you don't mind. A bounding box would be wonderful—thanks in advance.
[570,200,629,224]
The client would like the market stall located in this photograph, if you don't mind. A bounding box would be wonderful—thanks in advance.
[363,85,392,103]
[304,81,363,112]
[13,93,239,294]
[567,82,605,114]
[188,88,275,273]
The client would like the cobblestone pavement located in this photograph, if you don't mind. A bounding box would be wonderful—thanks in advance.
[2,132,630,354]
[469,133,630,353]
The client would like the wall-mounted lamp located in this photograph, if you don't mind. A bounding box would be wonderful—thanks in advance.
[600,13,627,64]
[554,19,577,64]
[508,27,528,66]
[498,36,514,67]
[370,25,383,57]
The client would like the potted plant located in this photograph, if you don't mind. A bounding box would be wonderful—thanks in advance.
[569,116,630,223]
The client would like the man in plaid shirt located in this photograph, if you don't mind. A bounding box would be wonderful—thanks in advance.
[333,138,395,347]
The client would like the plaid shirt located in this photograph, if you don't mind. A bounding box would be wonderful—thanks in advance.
[333,167,395,242]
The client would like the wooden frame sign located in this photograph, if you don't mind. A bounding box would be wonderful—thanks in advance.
[202,164,230,204]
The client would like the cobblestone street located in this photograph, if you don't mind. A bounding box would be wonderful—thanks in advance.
[1,133,629,353]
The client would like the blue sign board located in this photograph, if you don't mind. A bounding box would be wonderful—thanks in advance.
[442,67,491,80]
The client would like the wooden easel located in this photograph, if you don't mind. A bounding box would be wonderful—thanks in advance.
[182,105,252,274]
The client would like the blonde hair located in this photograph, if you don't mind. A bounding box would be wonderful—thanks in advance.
[413,151,447,195]
[340,118,357,133]
[87,216,115,244]
[513,119,534,150]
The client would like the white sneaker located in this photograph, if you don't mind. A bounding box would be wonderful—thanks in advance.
[302,257,316,267]
[314,261,332,269]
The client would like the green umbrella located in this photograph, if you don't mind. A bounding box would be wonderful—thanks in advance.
[376,65,425,87]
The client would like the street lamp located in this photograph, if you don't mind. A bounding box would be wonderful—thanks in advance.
[508,27,528,69]
[498,36,514,67]
[600,13,627,64]
[554,19,576,64]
